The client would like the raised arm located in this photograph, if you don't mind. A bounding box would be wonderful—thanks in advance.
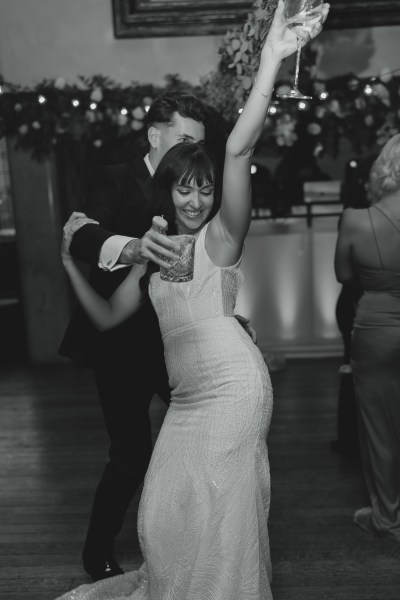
[216,0,329,249]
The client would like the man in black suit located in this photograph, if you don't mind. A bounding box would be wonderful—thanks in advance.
[59,93,209,580]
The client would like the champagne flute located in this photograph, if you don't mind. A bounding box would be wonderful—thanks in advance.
[278,0,324,100]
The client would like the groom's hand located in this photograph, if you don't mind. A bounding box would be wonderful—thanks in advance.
[62,211,99,253]
[122,216,181,268]
[235,314,257,344]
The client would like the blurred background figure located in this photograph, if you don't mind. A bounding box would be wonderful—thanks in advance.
[330,154,376,458]
[334,134,400,541]
[271,136,330,218]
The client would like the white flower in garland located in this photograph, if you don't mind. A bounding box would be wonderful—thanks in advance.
[380,68,393,84]
[85,110,96,123]
[54,77,66,90]
[131,120,144,131]
[117,113,128,126]
[132,106,146,120]
[307,122,322,135]
[276,84,291,97]
[315,106,326,119]
[328,99,342,117]
[354,97,367,110]
[90,87,103,103]
[372,82,390,107]
[274,113,297,147]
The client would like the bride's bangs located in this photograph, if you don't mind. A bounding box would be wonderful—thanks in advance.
[177,148,216,189]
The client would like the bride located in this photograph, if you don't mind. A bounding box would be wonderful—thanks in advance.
[57,3,329,598]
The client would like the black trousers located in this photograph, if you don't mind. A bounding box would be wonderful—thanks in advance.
[83,348,170,556]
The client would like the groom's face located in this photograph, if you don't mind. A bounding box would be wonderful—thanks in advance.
[149,112,205,169]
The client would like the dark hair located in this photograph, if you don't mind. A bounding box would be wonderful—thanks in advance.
[340,154,377,210]
[145,92,207,130]
[139,142,220,293]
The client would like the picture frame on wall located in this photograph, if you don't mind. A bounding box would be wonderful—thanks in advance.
[112,0,400,39]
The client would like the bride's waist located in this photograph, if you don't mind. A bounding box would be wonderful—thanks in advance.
[161,316,237,342]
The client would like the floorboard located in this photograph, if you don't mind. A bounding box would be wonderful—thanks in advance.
[0,358,399,599]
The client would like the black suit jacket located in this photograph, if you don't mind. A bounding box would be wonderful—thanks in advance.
[59,157,166,372]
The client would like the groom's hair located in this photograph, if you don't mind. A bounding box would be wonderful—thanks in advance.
[145,92,207,129]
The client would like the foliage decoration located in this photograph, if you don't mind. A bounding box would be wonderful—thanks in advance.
[0,0,399,163]
[198,0,279,114]
[0,74,200,162]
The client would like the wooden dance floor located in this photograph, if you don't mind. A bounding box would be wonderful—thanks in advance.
[0,358,399,599]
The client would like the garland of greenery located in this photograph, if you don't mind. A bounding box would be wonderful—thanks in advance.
[0,0,399,162]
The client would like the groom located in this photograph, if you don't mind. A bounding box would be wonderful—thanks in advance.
[61,92,256,582]
[60,92,250,581]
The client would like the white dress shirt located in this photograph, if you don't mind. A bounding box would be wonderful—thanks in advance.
[98,154,154,271]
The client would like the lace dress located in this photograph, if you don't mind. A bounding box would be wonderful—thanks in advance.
[56,223,274,600]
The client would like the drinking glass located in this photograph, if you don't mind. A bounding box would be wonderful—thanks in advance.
[159,234,195,282]
[278,0,324,100]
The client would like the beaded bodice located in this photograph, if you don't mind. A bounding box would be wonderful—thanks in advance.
[149,223,244,337]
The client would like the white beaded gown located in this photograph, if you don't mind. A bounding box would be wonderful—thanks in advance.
[57,223,274,600]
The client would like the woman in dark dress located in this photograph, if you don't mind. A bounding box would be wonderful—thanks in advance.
[335,134,400,541]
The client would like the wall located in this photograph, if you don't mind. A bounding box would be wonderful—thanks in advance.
[0,1,399,87]
[0,0,221,87]
[238,217,343,358]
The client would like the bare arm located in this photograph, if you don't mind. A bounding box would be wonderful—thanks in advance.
[212,1,329,255]
[61,226,147,331]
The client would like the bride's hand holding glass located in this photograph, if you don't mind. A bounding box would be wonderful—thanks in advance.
[264,0,329,94]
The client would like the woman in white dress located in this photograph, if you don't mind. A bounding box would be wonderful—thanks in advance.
[58,3,329,598]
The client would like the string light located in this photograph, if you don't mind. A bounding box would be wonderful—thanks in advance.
[1,58,399,162]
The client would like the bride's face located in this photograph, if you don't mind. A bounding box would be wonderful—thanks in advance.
[172,178,214,234]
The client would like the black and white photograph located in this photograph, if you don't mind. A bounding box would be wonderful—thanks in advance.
[1,1,400,598]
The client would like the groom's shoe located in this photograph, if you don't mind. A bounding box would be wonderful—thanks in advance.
[82,552,124,581]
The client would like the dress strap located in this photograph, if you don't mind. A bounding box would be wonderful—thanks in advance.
[368,208,385,269]
[373,204,400,234]
[199,221,209,242]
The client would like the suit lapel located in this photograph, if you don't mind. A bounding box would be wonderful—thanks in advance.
[131,157,152,197]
